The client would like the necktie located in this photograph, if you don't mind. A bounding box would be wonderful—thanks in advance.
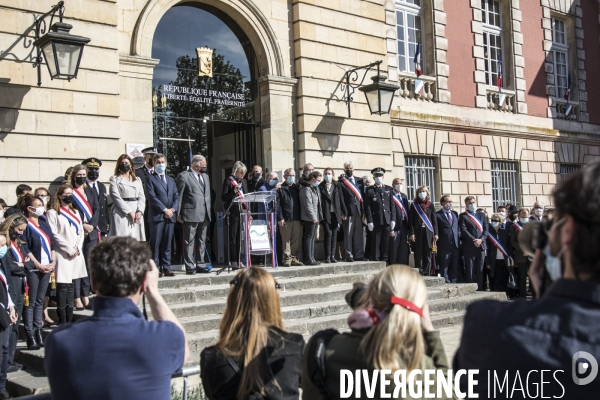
[447,211,452,225]
[161,175,165,183]
[92,182,98,196]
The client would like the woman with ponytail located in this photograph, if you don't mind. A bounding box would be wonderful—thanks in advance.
[201,267,304,400]
[302,265,457,399]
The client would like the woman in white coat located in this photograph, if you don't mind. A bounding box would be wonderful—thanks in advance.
[108,154,146,241]
[46,184,87,324]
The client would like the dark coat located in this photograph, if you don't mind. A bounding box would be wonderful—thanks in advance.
[5,241,34,301]
[201,327,304,400]
[485,226,513,276]
[337,175,364,217]
[364,184,396,227]
[23,218,55,262]
[72,186,100,242]
[145,173,179,223]
[390,192,409,232]
[510,221,528,264]
[222,176,249,215]
[135,166,153,185]
[86,180,109,234]
[318,181,347,224]
[435,209,459,250]
[0,255,13,328]
[453,279,600,398]
[459,211,489,252]
[408,201,438,249]
[276,183,301,222]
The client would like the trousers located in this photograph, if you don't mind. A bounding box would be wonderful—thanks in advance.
[8,276,23,365]
[463,247,486,290]
[279,220,302,264]
[370,225,391,262]
[516,261,531,299]
[438,245,460,283]
[342,215,364,259]
[302,221,318,262]
[182,219,208,271]
[151,219,175,270]
[413,228,432,273]
[56,283,74,324]
[23,271,50,336]
[228,213,242,263]
[321,213,339,259]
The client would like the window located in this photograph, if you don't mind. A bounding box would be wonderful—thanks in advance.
[405,156,436,204]
[559,164,579,181]
[396,0,424,74]
[551,18,569,99]
[481,0,504,88]
[491,161,518,211]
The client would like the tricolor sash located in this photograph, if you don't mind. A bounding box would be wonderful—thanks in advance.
[228,176,248,210]
[60,206,81,235]
[10,241,24,263]
[414,204,434,233]
[463,212,484,233]
[488,231,511,258]
[393,194,408,221]
[340,176,363,206]
[72,188,93,222]
[0,268,7,292]
[513,222,523,232]
[27,219,52,262]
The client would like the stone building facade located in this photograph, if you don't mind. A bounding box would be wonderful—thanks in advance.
[1,0,599,212]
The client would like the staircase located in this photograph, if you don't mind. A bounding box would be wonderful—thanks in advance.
[9,262,506,397]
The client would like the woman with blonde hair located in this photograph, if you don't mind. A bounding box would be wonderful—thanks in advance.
[408,185,438,275]
[302,265,456,399]
[201,267,304,400]
[108,154,146,240]
[221,161,249,269]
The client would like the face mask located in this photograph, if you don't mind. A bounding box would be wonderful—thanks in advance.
[0,210,3,220]
[467,203,476,212]
[62,195,73,205]
[374,177,383,184]
[393,184,401,192]
[286,176,295,184]
[510,214,517,221]
[40,197,48,206]
[74,176,86,186]
[499,211,506,219]
[444,203,452,211]
[0,246,6,259]
[520,218,529,224]
[87,170,99,181]
[543,243,565,282]
[491,222,499,229]
[119,163,131,173]
[200,167,207,174]
[155,164,167,174]
[32,207,45,217]
[535,208,543,216]
[10,232,20,240]
[147,159,154,167]
[253,172,261,179]
[313,181,321,187]
[324,175,332,183]
[269,179,278,187]
[418,192,427,200]
[345,169,353,177]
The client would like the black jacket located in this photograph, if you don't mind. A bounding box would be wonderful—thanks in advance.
[390,192,409,232]
[485,226,513,276]
[221,176,249,215]
[5,241,35,301]
[510,221,528,264]
[318,181,347,224]
[435,209,459,250]
[0,255,13,328]
[87,180,109,234]
[454,279,600,398]
[276,183,301,222]
[459,211,489,251]
[364,184,396,227]
[408,201,438,248]
[337,175,364,217]
[200,327,304,400]
[72,187,100,242]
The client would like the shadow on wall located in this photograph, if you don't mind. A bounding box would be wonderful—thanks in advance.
[0,79,30,140]
[312,112,344,156]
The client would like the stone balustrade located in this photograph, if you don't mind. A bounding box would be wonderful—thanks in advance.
[398,74,436,102]
[554,99,578,121]
[486,88,516,113]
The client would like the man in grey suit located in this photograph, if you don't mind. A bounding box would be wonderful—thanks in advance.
[176,154,212,274]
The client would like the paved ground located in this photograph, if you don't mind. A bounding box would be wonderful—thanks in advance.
[439,324,464,363]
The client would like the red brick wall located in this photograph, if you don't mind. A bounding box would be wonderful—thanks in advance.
[582,1,600,125]
[521,1,548,118]
[446,1,476,107]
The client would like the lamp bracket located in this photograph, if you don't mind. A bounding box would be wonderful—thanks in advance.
[341,60,382,118]
[33,1,65,86]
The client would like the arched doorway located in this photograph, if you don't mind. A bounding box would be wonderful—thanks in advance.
[151,4,262,187]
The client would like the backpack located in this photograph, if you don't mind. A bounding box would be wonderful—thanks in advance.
[305,329,340,400]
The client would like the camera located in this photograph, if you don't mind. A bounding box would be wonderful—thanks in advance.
[518,220,553,257]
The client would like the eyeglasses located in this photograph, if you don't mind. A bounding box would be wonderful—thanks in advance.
[229,278,281,290]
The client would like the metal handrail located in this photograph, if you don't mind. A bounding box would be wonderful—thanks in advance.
[15,366,202,400]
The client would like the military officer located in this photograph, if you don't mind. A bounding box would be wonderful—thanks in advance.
[364,168,396,263]
[82,158,109,239]
[136,147,157,242]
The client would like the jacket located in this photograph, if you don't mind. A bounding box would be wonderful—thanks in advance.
[176,170,211,223]
[435,209,459,250]
[72,186,100,243]
[201,327,304,400]
[108,175,146,241]
[337,175,364,217]
[5,241,34,301]
[485,226,513,276]
[301,329,457,399]
[510,221,528,264]
[453,279,600,398]
[222,176,249,215]
[86,179,109,234]
[391,191,409,232]
[276,183,301,222]
[146,173,179,223]
[299,177,322,222]
[23,218,55,264]
[0,255,13,328]
[46,209,87,284]
[364,184,396,227]
[318,181,347,224]
[408,200,438,248]
[459,210,489,251]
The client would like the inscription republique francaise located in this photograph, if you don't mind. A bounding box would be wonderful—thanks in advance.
[162,84,246,107]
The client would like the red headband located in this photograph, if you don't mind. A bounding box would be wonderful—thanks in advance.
[391,295,423,317]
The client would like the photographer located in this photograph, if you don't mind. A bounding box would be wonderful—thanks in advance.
[44,236,189,400]
[453,161,600,398]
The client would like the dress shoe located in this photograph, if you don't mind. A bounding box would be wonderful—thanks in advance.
[75,307,85,311]
[35,329,44,348]
[84,304,93,310]
[330,256,338,263]
[7,363,22,373]
[26,336,40,350]
[290,260,304,266]
[354,257,369,262]
[163,269,175,277]
[305,259,319,266]
[345,257,354,262]
[0,389,11,399]
[159,271,164,278]
[196,267,211,274]
[185,270,197,275]
[323,258,331,264]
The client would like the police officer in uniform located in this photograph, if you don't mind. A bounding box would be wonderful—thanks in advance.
[82,158,109,239]
[136,147,157,242]
[364,168,396,263]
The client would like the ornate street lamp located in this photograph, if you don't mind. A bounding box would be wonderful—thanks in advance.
[342,60,399,118]
[32,1,91,86]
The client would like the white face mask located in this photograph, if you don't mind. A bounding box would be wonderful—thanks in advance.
[535,208,543,216]
[543,218,566,281]
[32,207,45,217]
[374,176,383,184]
[499,211,506,219]
[491,221,500,229]
[324,174,332,183]
[393,184,402,192]
[520,218,529,224]
[418,192,427,200]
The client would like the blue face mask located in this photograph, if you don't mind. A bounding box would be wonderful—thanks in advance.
[491,222,499,229]
[520,218,529,224]
[269,179,278,187]
[467,203,476,212]
[543,218,566,282]
[313,181,321,187]
[0,246,7,259]
[155,164,167,174]
[286,176,295,184]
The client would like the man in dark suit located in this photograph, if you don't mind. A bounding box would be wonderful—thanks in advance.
[364,168,396,263]
[459,196,489,290]
[338,161,366,262]
[83,158,109,239]
[136,147,157,243]
[146,154,179,277]
[436,195,460,283]
[389,178,410,265]
[4,184,32,217]
[176,154,211,274]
